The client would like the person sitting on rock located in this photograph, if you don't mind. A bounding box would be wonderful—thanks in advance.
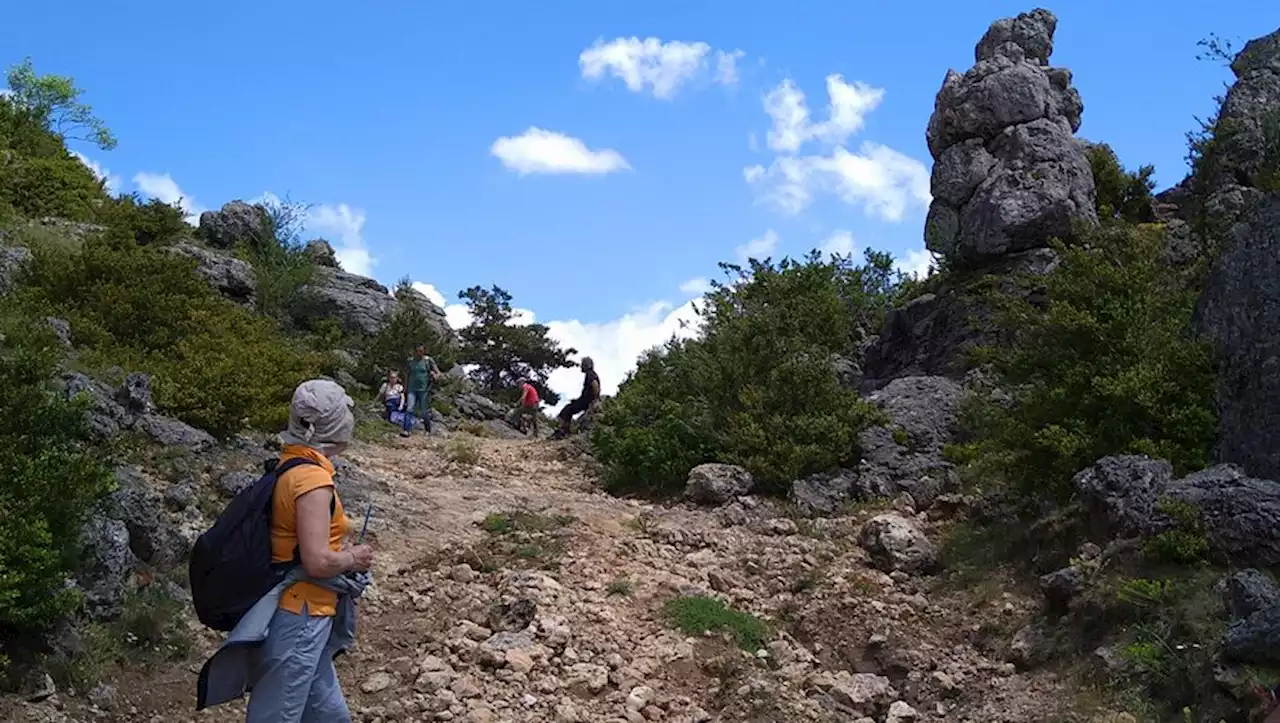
[550,357,600,440]
[375,370,404,421]
[401,344,440,438]
[507,377,540,435]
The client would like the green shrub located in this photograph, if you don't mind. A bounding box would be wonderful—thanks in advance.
[12,235,322,435]
[209,196,321,327]
[1086,143,1156,224]
[594,250,900,496]
[0,153,104,222]
[662,596,770,651]
[1144,499,1210,565]
[964,222,1217,505]
[96,193,189,246]
[456,284,573,406]
[0,320,113,635]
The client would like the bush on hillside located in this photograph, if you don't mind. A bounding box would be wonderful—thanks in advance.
[231,197,319,326]
[594,250,903,496]
[0,153,104,223]
[1087,143,1156,224]
[11,234,323,435]
[963,222,1217,505]
[0,319,113,635]
[97,193,190,247]
[456,285,574,405]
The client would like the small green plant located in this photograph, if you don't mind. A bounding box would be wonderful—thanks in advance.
[116,585,191,659]
[790,568,823,594]
[472,509,574,571]
[459,420,492,438]
[1122,639,1167,676]
[662,595,771,651]
[1145,499,1210,565]
[891,426,909,447]
[607,577,634,597]
[480,510,576,535]
[1116,577,1176,611]
[445,436,481,466]
[941,443,979,466]
[624,512,656,536]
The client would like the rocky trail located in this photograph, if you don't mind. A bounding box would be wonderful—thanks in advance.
[7,432,1085,723]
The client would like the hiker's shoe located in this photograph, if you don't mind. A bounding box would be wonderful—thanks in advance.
[399,430,411,438]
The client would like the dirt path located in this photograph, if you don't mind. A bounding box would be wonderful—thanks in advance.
[6,434,1076,723]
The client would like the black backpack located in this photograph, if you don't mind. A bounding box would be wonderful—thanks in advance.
[189,457,322,631]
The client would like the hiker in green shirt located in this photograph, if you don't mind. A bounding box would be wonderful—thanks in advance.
[401,344,440,437]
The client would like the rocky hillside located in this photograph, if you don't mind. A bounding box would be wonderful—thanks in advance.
[2,7,1280,723]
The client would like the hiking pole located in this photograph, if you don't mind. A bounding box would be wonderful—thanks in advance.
[358,504,373,543]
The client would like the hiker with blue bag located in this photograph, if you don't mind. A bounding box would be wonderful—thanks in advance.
[191,379,375,722]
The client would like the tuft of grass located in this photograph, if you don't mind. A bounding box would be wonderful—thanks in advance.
[480,510,576,535]
[607,577,634,597]
[459,420,493,438]
[445,436,481,466]
[662,595,771,651]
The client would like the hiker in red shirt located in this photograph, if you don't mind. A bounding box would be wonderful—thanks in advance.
[507,377,540,435]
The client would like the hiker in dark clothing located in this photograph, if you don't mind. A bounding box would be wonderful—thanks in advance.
[551,357,600,440]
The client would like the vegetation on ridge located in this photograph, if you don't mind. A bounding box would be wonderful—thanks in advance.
[593,249,910,496]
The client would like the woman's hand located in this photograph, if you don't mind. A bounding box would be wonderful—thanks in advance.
[345,544,374,572]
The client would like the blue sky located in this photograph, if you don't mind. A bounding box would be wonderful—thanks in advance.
[1,0,1271,400]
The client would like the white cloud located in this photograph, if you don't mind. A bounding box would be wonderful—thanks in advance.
[819,229,856,258]
[579,37,745,99]
[71,151,121,195]
[894,248,935,279]
[735,229,779,262]
[411,281,448,309]
[764,75,884,153]
[715,49,746,86]
[746,142,931,220]
[543,300,702,408]
[306,203,374,277]
[491,127,630,175]
[679,277,712,295]
[747,75,929,220]
[133,172,203,224]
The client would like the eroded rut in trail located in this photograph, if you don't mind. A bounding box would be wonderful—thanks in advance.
[8,435,1071,723]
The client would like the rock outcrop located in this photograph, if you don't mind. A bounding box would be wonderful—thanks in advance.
[298,267,453,342]
[685,464,755,505]
[198,200,272,250]
[1073,455,1280,567]
[859,514,939,574]
[924,8,1097,264]
[1194,28,1280,480]
[0,243,32,295]
[305,238,341,267]
[60,371,215,451]
[861,249,1056,387]
[863,9,1090,388]
[790,376,962,515]
[165,241,257,305]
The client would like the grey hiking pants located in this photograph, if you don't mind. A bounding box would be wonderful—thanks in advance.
[245,607,349,723]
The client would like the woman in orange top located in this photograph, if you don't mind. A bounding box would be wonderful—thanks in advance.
[246,380,374,722]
